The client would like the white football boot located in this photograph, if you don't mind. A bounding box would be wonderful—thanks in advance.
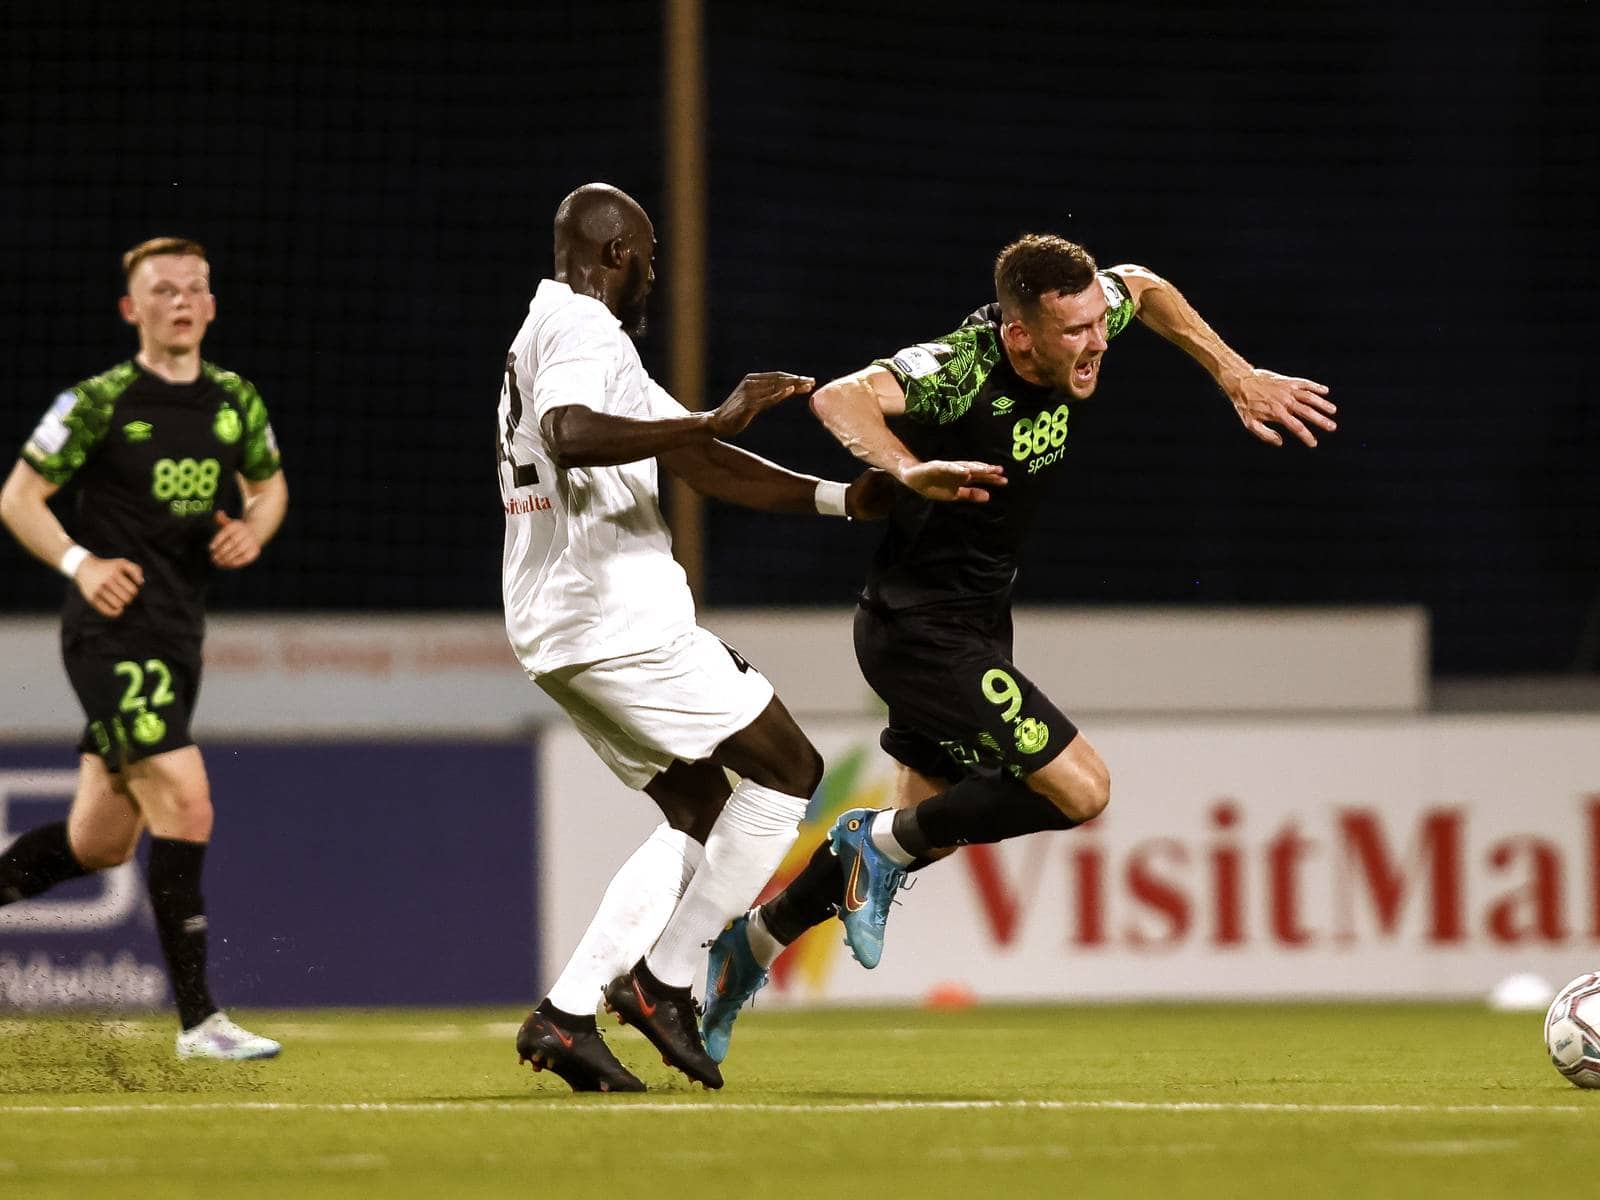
[175,1011,282,1060]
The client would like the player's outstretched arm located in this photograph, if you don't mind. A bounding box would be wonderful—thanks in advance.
[659,441,891,519]
[542,372,814,469]
[1110,263,1336,448]
[211,469,288,569]
[811,367,1006,503]
[0,459,144,616]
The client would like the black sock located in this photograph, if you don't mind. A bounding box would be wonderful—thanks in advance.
[0,821,89,906]
[759,840,844,945]
[537,997,598,1034]
[905,773,1078,850]
[147,837,217,1030]
[891,808,936,859]
[634,957,692,1000]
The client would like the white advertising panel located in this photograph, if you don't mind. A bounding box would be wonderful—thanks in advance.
[0,614,558,738]
[0,606,1425,738]
[539,716,1600,1002]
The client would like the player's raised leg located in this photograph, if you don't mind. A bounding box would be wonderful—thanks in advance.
[0,754,142,906]
[701,761,946,1059]
[834,736,1104,966]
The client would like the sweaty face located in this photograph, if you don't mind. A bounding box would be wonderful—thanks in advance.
[123,255,215,354]
[618,252,653,337]
[1015,280,1110,399]
[615,223,657,338]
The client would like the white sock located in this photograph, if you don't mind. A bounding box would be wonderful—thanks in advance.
[545,823,701,1016]
[644,780,808,989]
[869,809,916,866]
[746,906,785,969]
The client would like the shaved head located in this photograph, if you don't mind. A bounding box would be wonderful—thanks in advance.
[554,183,651,256]
[552,182,656,336]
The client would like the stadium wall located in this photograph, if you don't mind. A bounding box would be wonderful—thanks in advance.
[0,606,1426,738]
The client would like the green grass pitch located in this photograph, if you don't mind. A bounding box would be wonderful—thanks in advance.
[1,1003,1592,1199]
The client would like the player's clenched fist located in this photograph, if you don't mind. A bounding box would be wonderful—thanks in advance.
[708,372,816,438]
[209,511,262,569]
[74,555,144,618]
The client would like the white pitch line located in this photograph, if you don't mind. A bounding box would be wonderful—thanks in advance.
[1,1021,968,1044]
[0,1098,1592,1117]
[932,1142,1220,1162]
[1369,1139,1522,1156]
[308,1154,389,1171]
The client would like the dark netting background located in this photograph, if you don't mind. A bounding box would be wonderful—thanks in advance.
[0,0,666,614]
[701,0,1600,674]
[3,0,1597,674]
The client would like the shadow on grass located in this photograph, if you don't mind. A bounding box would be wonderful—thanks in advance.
[423,1085,997,1106]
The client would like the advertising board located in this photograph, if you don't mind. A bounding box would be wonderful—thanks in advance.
[1,741,539,1008]
[539,717,1600,1002]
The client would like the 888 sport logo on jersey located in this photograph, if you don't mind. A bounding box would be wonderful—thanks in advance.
[1010,403,1070,473]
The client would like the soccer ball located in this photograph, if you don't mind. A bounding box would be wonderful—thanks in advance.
[1544,972,1600,1088]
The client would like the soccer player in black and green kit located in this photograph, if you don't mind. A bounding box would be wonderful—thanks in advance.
[699,234,1336,1060]
[0,237,286,1059]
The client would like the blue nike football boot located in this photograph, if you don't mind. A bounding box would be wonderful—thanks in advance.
[828,808,907,969]
[699,914,770,1063]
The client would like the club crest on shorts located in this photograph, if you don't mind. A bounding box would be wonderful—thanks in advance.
[1013,717,1049,755]
[132,711,167,746]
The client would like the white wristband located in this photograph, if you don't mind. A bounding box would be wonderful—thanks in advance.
[58,544,91,580]
[814,480,849,518]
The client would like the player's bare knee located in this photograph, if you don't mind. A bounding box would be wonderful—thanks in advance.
[154,792,214,841]
[71,840,134,871]
[658,795,723,842]
[66,812,141,870]
[764,737,823,798]
[793,741,824,798]
[1030,762,1110,824]
[1065,763,1111,823]
[172,815,214,842]
[736,733,822,798]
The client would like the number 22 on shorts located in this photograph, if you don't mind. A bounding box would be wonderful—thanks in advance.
[114,658,176,713]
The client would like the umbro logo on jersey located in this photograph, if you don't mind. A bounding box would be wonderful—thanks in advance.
[123,420,154,442]
[991,396,1014,415]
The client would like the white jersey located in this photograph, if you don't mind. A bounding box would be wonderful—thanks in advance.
[498,279,697,676]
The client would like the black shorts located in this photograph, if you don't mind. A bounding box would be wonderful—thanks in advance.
[853,601,1077,783]
[61,636,202,770]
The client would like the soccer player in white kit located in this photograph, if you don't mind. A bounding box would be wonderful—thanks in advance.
[500,183,886,1092]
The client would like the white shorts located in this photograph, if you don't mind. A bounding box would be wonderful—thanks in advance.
[535,626,775,789]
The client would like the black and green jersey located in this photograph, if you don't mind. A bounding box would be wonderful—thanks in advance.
[865,271,1134,612]
[20,360,281,647]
